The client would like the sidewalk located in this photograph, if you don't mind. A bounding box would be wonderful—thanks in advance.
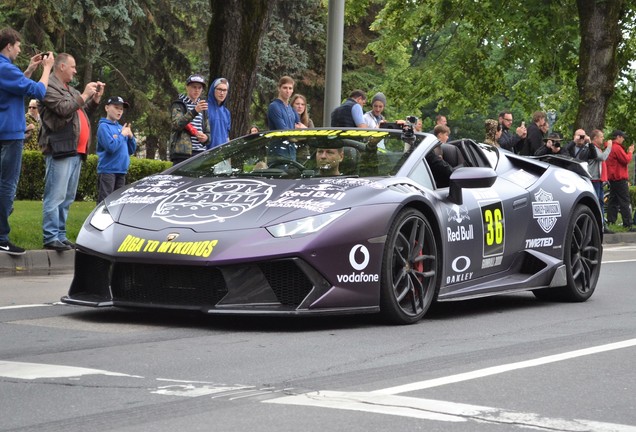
[1,232,635,274]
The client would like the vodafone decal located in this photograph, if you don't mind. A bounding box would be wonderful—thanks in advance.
[337,244,379,284]
[349,244,370,270]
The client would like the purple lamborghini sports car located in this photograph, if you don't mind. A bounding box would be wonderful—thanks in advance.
[62,123,603,324]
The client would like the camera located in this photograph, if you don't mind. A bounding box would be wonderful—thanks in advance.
[401,116,417,143]
[579,134,585,139]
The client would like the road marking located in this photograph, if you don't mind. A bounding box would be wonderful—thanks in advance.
[0,304,53,310]
[603,245,636,251]
[373,338,636,395]
[152,384,252,398]
[0,360,143,380]
[267,339,636,429]
[603,259,636,264]
[151,381,294,400]
[266,391,636,431]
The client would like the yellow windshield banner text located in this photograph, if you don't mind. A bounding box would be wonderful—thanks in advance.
[263,130,389,139]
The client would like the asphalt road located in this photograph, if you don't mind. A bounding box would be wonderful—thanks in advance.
[1,244,635,432]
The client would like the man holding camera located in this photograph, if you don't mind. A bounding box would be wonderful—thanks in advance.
[534,132,565,155]
[565,129,598,162]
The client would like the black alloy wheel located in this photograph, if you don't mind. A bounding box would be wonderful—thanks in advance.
[380,208,439,324]
[534,204,602,301]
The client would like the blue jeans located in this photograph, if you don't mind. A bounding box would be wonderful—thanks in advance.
[592,181,605,226]
[42,155,82,244]
[0,140,23,242]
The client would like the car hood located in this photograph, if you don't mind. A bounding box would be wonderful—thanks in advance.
[103,174,389,232]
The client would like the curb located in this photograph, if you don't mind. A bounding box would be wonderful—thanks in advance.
[1,233,635,274]
[603,231,636,245]
[0,249,75,273]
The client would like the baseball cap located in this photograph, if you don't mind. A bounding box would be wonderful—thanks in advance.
[611,130,627,138]
[186,74,206,88]
[106,96,130,108]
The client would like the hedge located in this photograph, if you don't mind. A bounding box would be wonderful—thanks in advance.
[15,150,636,209]
[17,150,172,201]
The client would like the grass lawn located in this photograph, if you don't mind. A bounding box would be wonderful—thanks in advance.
[9,200,96,250]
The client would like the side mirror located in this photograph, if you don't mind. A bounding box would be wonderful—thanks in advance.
[448,167,497,204]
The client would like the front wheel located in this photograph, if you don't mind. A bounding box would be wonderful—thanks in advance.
[534,204,602,301]
[380,208,439,324]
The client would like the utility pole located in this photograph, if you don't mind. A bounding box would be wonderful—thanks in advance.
[323,0,345,127]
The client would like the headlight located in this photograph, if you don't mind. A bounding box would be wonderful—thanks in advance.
[90,204,115,231]
[266,209,349,238]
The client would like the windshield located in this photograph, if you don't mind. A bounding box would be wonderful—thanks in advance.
[170,129,423,180]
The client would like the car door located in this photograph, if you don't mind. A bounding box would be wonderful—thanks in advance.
[422,141,535,298]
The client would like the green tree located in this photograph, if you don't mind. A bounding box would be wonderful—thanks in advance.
[208,0,274,138]
[1,0,210,159]
[575,0,625,131]
[348,0,636,136]
[252,0,327,128]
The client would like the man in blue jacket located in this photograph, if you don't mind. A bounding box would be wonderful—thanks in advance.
[96,96,137,203]
[267,76,304,130]
[206,78,231,149]
[266,76,306,160]
[0,27,54,255]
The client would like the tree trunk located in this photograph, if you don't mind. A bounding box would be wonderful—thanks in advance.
[208,0,275,139]
[575,0,625,131]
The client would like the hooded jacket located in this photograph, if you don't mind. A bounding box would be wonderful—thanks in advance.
[0,53,47,141]
[96,118,137,174]
[206,79,231,149]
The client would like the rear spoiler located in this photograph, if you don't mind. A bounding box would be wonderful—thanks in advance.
[532,154,591,179]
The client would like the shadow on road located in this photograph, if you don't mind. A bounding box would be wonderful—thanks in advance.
[60,291,557,332]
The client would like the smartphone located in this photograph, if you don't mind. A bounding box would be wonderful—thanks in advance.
[521,121,526,127]
[95,84,102,93]
[40,52,48,59]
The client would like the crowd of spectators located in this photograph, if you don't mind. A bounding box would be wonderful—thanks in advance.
[2,26,636,256]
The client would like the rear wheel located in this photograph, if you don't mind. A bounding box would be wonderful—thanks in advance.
[380,208,438,324]
[534,205,601,301]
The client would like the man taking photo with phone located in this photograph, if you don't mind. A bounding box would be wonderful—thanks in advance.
[0,27,54,255]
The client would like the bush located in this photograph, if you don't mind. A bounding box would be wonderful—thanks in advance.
[17,151,172,201]
[18,151,46,200]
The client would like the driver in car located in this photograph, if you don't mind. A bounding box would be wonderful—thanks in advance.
[316,147,344,176]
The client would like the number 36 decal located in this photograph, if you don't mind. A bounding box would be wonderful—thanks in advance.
[481,201,505,257]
